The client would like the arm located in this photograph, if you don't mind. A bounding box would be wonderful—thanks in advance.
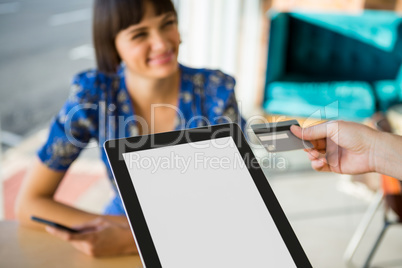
[15,73,137,256]
[372,131,402,180]
[15,158,100,228]
[15,158,137,256]
[290,120,402,180]
[15,73,127,227]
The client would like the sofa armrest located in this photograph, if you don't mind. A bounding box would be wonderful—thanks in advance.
[374,78,402,112]
[265,12,290,86]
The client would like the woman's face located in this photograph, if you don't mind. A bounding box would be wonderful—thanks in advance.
[115,4,180,79]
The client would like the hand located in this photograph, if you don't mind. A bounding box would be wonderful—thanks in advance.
[46,217,137,257]
[291,120,379,175]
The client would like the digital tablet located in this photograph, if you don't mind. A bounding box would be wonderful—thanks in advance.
[104,123,311,268]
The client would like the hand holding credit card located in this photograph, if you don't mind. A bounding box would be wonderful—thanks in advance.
[251,120,313,152]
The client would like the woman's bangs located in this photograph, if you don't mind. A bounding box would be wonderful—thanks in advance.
[150,0,177,17]
[112,0,177,37]
[111,0,144,37]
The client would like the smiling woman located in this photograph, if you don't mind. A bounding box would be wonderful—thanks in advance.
[15,0,246,258]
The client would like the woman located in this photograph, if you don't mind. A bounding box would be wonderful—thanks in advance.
[15,0,245,257]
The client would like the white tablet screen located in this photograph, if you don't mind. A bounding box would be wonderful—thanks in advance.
[123,137,296,268]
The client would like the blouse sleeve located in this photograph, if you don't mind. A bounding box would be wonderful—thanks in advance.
[37,73,100,171]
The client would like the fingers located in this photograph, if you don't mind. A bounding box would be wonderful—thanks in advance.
[46,226,73,241]
[46,227,100,257]
[305,149,323,162]
[305,149,324,161]
[46,218,134,258]
[311,160,331,172]
[46,218,112,243]
[72,217,104,229]
[71,241,95,257]
[304,149,331,172]
[311,138,326,150]
[72,218,105,233]
[46,226,95,241]
[292,125,327,151]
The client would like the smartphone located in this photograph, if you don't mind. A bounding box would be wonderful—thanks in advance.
[31,216,80,233]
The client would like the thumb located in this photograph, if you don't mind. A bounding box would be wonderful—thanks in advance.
[291,122,336,141]
[72,217,104,232]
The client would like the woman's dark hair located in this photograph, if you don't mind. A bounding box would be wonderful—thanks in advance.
[93,0,177,74]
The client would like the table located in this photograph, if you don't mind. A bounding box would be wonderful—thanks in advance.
[0,221,143,268]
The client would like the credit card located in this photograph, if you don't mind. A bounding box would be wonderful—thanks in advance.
[251,120,313,152]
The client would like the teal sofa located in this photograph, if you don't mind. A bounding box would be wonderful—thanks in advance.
[263,10,402,121]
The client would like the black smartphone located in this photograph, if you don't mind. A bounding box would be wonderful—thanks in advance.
[31,216,80,233]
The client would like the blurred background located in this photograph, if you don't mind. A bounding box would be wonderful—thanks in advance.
[1,0,402,267]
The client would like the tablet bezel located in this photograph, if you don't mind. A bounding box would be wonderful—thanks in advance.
[104,123,311,267]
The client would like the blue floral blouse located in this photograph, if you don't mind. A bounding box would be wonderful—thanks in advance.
[38,64,246,215]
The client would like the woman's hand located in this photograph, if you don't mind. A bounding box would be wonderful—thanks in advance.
[45,217,137,257]
[290,120,379,175]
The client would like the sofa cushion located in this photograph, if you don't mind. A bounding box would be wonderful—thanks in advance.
[264,81,375,120]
